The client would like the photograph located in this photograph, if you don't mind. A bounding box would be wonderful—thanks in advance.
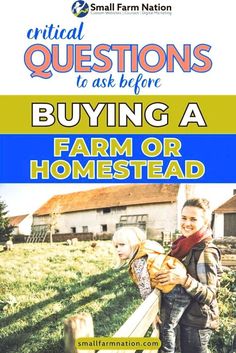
[1,0,236,352]
[0,183,236,353]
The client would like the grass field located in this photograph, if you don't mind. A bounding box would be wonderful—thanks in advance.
[0,241,235,353]
[0,242,141,353]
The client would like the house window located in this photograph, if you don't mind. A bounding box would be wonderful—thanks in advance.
[101,224,107,232]
[82,226,88,233]
[102,208,111,214]
[71,227,76,234]
[224,213,236,236]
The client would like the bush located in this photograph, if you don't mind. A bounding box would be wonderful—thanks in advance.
[210,271,236,353]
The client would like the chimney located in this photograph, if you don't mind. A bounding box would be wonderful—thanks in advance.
[185,184,196,199]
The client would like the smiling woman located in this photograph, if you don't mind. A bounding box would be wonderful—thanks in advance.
[180,204,211,238]
[157,198,222,353]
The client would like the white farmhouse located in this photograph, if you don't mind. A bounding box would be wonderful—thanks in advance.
[32,184,193,238]
[213,192,236,238]
[9,214,32,236]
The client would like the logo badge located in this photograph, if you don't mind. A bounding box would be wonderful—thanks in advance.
[71,1,89,18]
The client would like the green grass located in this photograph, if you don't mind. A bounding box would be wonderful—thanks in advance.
[0,242,141,353]
[0,242,235,353]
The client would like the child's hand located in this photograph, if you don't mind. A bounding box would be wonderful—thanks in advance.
[152,315,162,329]
[166,259,176,269]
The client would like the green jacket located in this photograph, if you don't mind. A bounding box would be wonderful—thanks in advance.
[181,240,222,329]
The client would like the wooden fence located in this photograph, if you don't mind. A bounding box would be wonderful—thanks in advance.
[64,289,161,353]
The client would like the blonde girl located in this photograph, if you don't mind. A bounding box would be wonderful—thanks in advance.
[113,226,191,353]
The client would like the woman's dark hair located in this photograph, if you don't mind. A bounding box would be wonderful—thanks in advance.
[182,198,211,223]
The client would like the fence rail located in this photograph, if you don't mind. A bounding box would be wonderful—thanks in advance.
[64,289,161,353]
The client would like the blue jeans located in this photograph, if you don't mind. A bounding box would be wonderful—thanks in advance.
[180,325,212,353]
[159,285,191,353]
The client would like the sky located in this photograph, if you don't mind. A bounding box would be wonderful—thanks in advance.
[0,183,236,217]
[0,183,109,216]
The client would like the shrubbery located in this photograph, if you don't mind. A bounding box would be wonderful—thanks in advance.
[210,270,236,353]
[0,199,13,242]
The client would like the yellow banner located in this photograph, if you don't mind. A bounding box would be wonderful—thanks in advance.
[75,337,161,350]
[1,95,236,134]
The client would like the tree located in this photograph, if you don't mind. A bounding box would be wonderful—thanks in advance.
[0,199,14,241]
[49,204,61,245]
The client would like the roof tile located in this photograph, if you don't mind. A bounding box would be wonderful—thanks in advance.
[33,184,180,216]
[214,194,236,213]
[9,214,28,226]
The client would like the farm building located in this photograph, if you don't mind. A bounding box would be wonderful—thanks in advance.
[32,184,194,240]
[9,214,32,236]
[213,191,236,238]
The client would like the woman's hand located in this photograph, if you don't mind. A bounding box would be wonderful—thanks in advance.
[155,269,187,287]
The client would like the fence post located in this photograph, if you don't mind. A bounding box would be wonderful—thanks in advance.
[64,313,94,353]
[161,231,165,244]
